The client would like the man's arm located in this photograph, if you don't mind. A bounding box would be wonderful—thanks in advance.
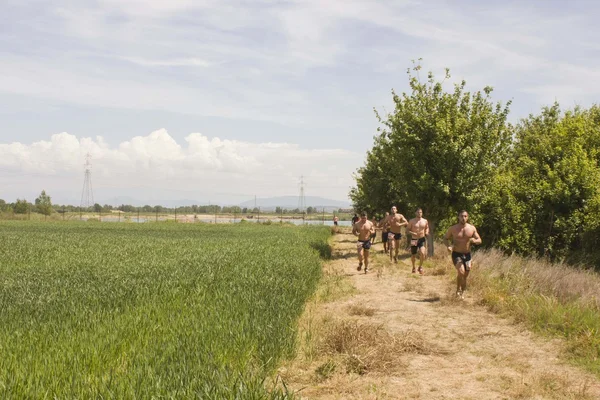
[470,227,482,245]
[369,222,376,235]
[407,220,417,236]
[352,223,359,236]
[399,214,408,227]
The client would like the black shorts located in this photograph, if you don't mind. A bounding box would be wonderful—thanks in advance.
[410,237,426,254]
[452,251,472,271]
[334,221,338,226]
[387,232,401,241]
[357,240,372,250]
[382,231,388,243]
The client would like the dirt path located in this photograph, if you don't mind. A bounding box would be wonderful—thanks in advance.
[280,232,600,399]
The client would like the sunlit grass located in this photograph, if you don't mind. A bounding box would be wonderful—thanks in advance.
[0,221,331,398]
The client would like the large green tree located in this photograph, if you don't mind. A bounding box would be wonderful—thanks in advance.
[478,104,600,261]
[351,62,512,254]
[35,190,53,218]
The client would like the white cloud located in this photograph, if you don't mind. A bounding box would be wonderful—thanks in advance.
[0,130,360,202]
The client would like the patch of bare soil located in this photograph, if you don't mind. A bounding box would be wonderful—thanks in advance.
[278,232,600,399]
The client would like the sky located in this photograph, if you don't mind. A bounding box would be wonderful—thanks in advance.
[1,0,599,206]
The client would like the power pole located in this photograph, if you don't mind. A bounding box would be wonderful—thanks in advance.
[80,153,94,214]
[298,175,306,214]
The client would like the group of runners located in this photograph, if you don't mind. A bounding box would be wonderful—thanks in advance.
[351,207,481,299]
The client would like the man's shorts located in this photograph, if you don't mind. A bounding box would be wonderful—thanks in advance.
[357,240,372,250]
[388,232,402,241]
[410,237,427,255]
[452,251,472,271]
[382,231,389,243]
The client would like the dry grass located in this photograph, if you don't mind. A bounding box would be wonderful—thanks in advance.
[469,248,600,376]
[500,370,596,400]
[319,320,433,375]
[472,248,600,308]
[399,277,424,293]
[347,303,377,317]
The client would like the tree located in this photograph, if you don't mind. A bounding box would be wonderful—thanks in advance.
[35,190,53,218]
[351,61,512,255]
[478,103,600,260]
[14,199,30,214]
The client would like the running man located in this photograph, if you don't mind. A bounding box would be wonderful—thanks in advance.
[369,216,378,244]
[384,206,408,263]
[407,208,429,275]
[352,211,376,273]
[443,210,482,299]
[333,215,339,226]
[379,212,390,254]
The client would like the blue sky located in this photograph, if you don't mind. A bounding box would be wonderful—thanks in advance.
[1,0,599,205]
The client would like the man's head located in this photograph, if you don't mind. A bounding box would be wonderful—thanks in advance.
[458,210,468,225]
[415,208,423,218]
[391,206,397,215]
[360,211,367,221]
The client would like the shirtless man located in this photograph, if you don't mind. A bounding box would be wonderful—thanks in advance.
[352,212,376,273]
[443,210,482,299]
[384,206,408,263]
[379,212,390,254]
[407,208,429,275]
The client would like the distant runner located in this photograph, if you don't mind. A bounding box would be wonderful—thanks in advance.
[380,212,390,254]
[333,215,339,226]
[351,213,359,225]
[384,206,408,263]
[369,216,378,244]
[444,210,482,299]
[407,208,429,275]
[352,211,375,273]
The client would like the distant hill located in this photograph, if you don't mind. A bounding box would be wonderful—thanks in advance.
[237,196,351,211]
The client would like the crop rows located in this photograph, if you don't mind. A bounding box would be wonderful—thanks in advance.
[0,222,330,398]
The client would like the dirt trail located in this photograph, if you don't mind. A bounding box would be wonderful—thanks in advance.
[280,232,600,399]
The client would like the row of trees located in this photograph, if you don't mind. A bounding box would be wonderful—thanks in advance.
[1,196,342,217]
[351,61,600,264]
[0,191,53,216]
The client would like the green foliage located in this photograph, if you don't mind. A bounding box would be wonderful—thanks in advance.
[13,199,30,214]
[351,61,511,230]
[34,190,53,216]
[0,222,330,398]
[478,104,600,260]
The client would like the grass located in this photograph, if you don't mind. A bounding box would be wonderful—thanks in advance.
[469,248,600,376]
[319,320,432,375]
[0,221,332,398]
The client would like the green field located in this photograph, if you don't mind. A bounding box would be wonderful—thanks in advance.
[0,221,331,398]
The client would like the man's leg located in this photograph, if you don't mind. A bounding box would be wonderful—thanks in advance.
[411,254,416,272]
[389,238,394,261]
[357,247,364,271]
[462,268,470,293]
[364,249,370,273]
[454,261,465,298]
[418,245,426,274]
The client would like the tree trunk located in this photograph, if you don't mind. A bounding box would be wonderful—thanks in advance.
[428,220,436,257]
